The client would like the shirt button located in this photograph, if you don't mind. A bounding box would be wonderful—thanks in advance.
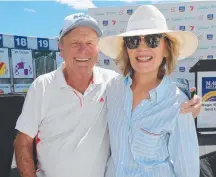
[128,135,132,143]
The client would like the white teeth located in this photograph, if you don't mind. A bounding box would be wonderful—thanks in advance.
[75,58,89,61]
[137,56,152,61]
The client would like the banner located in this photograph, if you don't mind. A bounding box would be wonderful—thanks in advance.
[0,84,11,94]
[56,52,63,68]
[14,84,31,93]
[1,34,58,51]
[11,49,33,78]
[0,48,10,78]
[197,72,216,128]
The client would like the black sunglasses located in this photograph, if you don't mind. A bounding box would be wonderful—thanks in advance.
[123,34,165,49]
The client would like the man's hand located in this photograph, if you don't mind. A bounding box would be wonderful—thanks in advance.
[180,87,202,118]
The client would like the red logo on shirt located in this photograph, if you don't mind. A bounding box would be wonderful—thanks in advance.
[100,97,105,102]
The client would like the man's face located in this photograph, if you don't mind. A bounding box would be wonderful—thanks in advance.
[59,26,99,75]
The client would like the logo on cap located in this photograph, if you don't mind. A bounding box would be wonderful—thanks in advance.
[103,20,108,26]
[207,14,213,20]
[73,14,90,20]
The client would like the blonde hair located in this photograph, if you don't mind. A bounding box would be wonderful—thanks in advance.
[115,34,180,78]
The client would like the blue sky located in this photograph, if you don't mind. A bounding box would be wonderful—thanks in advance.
[0,0,163,38]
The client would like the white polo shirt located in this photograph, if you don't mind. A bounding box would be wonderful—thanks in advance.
[15,65,119,177]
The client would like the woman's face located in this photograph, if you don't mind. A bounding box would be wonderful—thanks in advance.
[125,34,168,76]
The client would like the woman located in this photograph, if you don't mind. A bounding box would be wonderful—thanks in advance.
[100,5,200,177]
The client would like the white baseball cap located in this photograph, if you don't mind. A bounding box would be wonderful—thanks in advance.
[59,13,103,39]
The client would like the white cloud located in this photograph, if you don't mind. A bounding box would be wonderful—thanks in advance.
[24,8,36,13]
[56,0,96,10]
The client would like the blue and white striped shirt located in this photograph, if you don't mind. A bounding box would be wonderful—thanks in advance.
[106,75,200,177]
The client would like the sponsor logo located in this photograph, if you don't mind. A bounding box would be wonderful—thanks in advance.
[170,26,176,30]
[184,16,196,21]
[94,12,104,16]
[189,5,195,11]
[179,67,186,72]
[127,9,133,15]
[207,34,213,40]
[202,77,216,102]
[211,4,216,9]
[119,10,124,15]
[198,26,209,30]
[211,25,216,29]
[119,20,127,23]
[198,45,209,50]
[159,8,168,12]
[207,55,214,59]
[105,31,116,35]
[119,29,125,33]
[179,26,185,31]
[198,34,203,40]
[104,59,110,65]
[198,15,204,20]
[112,20,116,25]
[179,6,185,12]
[190,26,195,31]
[207,14,214,20]
[106,12,117,15]
[197,5,209,10]
[171,17,182,21]
[170,7,176,12]
[103,20,108,26]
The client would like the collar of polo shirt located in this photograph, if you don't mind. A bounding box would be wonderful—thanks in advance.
[56,63,104,88]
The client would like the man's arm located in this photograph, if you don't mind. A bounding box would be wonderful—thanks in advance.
[14,132,36,177]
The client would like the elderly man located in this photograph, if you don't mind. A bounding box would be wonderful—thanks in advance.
[14,13,201,177]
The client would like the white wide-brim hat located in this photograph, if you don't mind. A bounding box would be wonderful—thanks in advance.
[99,5,198,60]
